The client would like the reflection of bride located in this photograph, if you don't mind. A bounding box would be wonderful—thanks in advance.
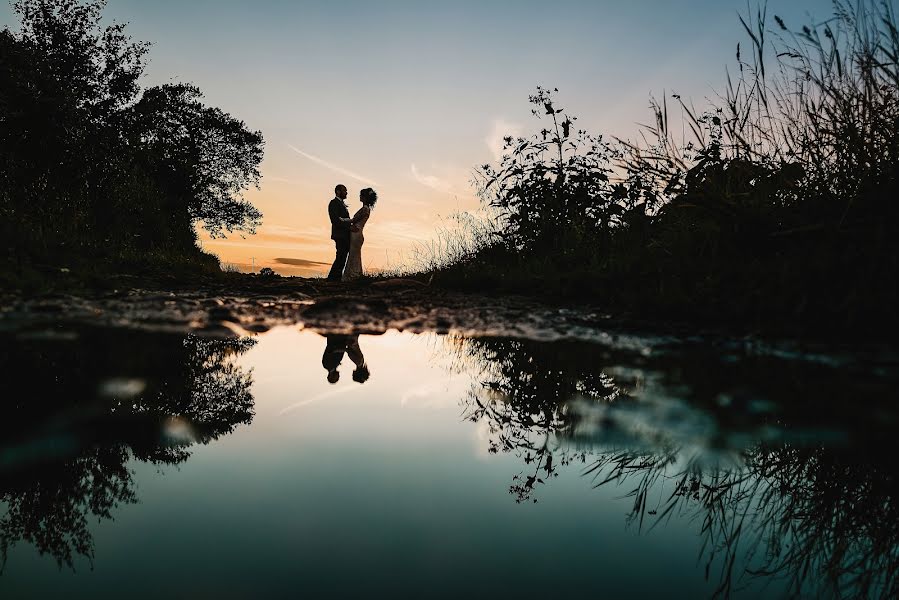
[343,188,378,281]
[347,336,369,383]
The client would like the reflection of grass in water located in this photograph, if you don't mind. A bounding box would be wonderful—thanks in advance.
[448,334,899,598]
[588,446,899,599]
[0,332,257,571]
[446,335,631,502]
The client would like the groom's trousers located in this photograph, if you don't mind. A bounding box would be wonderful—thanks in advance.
[328,238,350,281]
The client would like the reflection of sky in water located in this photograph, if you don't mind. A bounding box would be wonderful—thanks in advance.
[0,328,842,598]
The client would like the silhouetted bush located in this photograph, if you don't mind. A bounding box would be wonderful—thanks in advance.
[477,86,620,255]
[429,0,899,336]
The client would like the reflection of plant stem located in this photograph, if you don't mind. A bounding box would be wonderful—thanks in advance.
[588,447,899,599]
[451,336,626,502]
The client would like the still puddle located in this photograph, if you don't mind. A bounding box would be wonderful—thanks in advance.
[1,326,897,598]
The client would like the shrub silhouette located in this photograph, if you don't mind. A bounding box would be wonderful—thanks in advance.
[429,1,899,336]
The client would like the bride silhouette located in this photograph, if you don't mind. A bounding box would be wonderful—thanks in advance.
[343,188,377,280]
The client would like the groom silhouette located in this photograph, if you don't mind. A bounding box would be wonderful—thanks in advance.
[327,184,352,281]
[321,333,351,383]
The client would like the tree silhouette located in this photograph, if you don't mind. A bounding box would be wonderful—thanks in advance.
[1,0,263,270]
[127,83,263,241]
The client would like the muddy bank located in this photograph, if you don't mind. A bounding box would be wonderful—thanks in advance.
[2,275,896,372]
[0,275,628,342]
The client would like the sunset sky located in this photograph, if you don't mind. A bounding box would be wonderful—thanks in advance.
[2,0,828,275]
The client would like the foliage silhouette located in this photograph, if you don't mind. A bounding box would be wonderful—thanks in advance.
[611,0,899,334]
[0,328,256,570]
[449,333,899,597]
[476,86,620,255]
[446,335,628,502]
[423,1,899,337]
[0,0,263,282]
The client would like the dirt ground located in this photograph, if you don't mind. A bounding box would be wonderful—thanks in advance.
[0,274,639,342]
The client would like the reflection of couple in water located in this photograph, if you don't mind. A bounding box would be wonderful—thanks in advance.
[321,334,369,384]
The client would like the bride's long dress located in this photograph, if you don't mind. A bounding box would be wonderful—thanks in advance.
[343,205,371,280]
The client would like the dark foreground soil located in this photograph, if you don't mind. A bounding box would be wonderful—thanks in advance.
[3,273,896,379]
[1,273,639,341]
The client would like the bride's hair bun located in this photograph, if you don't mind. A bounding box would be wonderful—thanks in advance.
[361,188,378,207]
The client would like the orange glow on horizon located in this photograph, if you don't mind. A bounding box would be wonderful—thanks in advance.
[197,166,482,277]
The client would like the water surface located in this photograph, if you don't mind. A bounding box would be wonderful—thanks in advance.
[1,326,896,598]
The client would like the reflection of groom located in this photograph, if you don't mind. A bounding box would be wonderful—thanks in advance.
[322,333,351,383]
[327,184,352,281]
[321,334,368,384]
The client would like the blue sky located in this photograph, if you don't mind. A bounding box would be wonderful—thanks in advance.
[1,0,833,273]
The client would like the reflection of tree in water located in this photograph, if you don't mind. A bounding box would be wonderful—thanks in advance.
[0,329,256,571]
[447,336,631,502]
[450,335,899,598]
[1,447,136,572]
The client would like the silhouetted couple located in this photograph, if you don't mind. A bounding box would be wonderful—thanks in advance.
[321,334,370,384]
[328,184,379,281]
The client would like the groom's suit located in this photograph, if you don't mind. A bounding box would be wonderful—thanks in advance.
[328,196,351,281]
[322,334,351,372]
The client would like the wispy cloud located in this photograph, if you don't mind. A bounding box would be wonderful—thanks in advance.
[279,385,358,415]
[199,224,330,253]
[275,257,330,267]
[410,163,477,199]
[287,144,378,186]
[485,118,523,161]
[263,224,327,241]
[411,164,454,195]
[376,220,435,243]
[265,175,307,186]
